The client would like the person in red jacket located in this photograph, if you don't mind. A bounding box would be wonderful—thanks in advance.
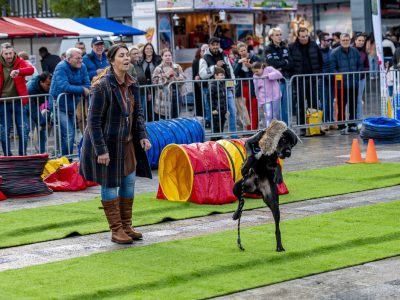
[0,43,34,156]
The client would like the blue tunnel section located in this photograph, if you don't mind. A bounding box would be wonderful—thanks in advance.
[145,118,206,168]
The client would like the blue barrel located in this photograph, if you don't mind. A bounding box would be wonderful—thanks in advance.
[145,118,205,168]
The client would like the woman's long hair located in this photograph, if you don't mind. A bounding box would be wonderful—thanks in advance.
[142,43,158,62]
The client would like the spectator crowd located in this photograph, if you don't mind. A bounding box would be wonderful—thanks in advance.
[1,27,399,156]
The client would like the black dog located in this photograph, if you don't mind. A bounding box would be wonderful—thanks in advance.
[232,120,299,251]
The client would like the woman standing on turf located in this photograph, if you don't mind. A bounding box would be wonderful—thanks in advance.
[79,44,152,244]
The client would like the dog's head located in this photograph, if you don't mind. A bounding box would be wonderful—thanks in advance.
[276,128,298,159]
[259,120,299,159]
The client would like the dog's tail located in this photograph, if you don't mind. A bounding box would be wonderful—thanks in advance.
[232,197,244,220]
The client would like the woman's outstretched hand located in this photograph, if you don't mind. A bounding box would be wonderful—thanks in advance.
[140,139,151,151]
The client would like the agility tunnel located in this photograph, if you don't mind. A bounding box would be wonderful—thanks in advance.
[157,138,289,205]
[146,118,205,168]
[157,141,236,204]
[360,117,400,144]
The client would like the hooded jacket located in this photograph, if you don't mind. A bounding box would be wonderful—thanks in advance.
[0,54,34,104]
[253,66,283,104]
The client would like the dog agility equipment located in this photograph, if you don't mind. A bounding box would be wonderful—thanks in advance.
[146,118,205,168]
[0,154,52,198]
[360,117,400,144]
[346,139,363,164]
[157,141,236,204]
[44,162,97,191]
[364,139,379,163]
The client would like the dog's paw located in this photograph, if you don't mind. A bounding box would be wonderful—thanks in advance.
[232,211,240,220]
[276,246,285,252]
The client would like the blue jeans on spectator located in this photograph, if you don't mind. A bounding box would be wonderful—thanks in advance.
[226,88,237,133]
[357,79,366,120]
[101,171,136,200]
[26,103,47,153]
[202,87,211,124]
[59,110,76,156]
[279,81,289,125]
[0,102,29,156]
[369,55,379,75]
[318,79,335,122]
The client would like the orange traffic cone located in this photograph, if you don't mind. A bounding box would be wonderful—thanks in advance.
[364,139,379,163]
[346,138,363,164]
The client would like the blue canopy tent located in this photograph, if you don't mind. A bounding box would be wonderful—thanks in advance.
[74,18,145,36]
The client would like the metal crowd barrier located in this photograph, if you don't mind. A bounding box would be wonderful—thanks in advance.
[0,94,56,157]
[287,70,385,133]
[0,70,392,158]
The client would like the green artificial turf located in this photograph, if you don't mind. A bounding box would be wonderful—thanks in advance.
[0,201,399,299]
[0,163,399,249]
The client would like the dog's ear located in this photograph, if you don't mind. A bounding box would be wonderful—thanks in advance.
[283,129,299,147]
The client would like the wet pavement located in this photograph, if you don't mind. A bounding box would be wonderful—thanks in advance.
[0,130,399,299]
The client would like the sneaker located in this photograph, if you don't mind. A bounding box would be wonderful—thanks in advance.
[348,126,358,133]
[329,125,339,130]
[340,128,349,135]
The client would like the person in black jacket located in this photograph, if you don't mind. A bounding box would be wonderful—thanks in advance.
[38,47,61,74]
[289,27,323,135]
[209,67,227,139]
[265,27,291,125]
[331,33,363,134]
[192,44,208,117]
[129,46,147,119]
[141,43,162,121]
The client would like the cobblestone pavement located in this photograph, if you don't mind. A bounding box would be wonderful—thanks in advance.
[0,131,399,299]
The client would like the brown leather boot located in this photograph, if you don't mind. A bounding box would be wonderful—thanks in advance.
[101,198,133,244]
[119,197,143,240]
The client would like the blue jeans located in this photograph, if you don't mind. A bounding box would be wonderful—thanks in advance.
[261,101,280,127]
[202,87,211,123]
[318,79,335,122]
[59,110,76,156]
[101,171,136,200]
[26,103,47,153]
[357,79,366,120]
[279,82,288,125]
[369,55,379,74]
[226,88,237,133]
[0,103,29,156]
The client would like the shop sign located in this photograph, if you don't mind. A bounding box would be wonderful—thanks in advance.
[133,1,156,17]
[250,0,297,10]
[156,0,194,11]
[381,0,400,14]
[216,13,254,24]
[194,0,250,10]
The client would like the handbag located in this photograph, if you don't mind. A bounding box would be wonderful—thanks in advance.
[306,108,324,136]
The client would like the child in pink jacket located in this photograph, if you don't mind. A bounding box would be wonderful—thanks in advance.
[252,62,283,127]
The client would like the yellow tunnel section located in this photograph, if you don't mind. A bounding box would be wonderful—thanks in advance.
[216,140,246,182]
[158,144,194,201]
